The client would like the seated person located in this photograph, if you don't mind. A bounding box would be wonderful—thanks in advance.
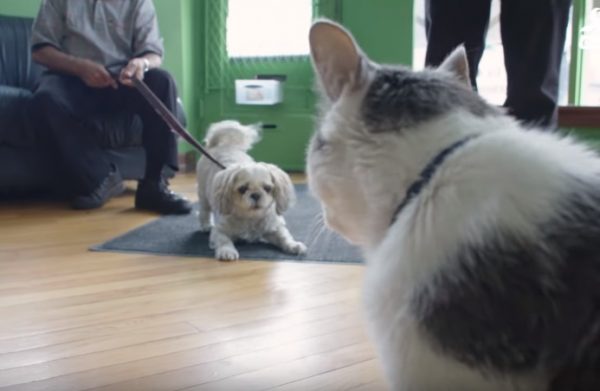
[31,0,192,214]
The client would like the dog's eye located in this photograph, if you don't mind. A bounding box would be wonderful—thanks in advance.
[263,185,273,193]
[238,185,248,194]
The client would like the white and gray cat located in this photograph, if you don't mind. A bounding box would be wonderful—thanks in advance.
[307,20,600,391]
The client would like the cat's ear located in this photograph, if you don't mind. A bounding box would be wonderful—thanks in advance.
[438,45,471,87]
[309,20,365,102]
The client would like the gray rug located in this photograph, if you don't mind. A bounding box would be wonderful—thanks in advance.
[91,185,363,264]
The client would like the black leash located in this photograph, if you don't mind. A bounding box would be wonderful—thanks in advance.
[131,77,227,170]
[105,63,226,170]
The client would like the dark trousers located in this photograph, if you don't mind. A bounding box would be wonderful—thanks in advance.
[32,68,179,195]
[425,0,572,128]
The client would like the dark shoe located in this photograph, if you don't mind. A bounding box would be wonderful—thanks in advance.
[135,178,192,215]
[71,166,125,210]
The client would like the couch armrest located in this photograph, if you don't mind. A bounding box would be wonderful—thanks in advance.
[0,85,36,147]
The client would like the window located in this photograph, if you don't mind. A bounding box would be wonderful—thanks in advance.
[413,0,593,107]
[226,0,313,58]
[580,2,600,105]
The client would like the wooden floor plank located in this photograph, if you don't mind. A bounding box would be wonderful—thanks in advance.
[271,359,384,391]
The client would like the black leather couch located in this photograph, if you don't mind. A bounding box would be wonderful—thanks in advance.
[0,14,185,196]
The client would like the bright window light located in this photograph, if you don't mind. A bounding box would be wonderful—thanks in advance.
[226,0,313,58]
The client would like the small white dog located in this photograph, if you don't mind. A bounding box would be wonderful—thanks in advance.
[196,120,307,261]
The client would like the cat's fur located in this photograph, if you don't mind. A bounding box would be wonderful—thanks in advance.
[307,20,600,391]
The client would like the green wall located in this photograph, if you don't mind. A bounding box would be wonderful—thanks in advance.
[564,127,600,148]
[0,0,40,17]
[340,0,413,65]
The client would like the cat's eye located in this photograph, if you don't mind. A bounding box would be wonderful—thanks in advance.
[263,185,273,193]
[238,185,248,194]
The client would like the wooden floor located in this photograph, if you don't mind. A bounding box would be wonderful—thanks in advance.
[0,174,385,391]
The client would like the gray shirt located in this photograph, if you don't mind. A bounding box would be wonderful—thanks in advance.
[31,0,164,67]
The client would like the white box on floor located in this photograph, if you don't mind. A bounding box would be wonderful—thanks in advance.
[235,79,283,105]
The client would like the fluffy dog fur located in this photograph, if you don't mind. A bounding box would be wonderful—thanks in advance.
[308,20,600,391]
[196,120,307,261]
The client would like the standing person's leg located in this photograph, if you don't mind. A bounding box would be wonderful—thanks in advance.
[425,0,492,90]
[120,68,191,214]
[31,73,124,207]
[500,0,572,129]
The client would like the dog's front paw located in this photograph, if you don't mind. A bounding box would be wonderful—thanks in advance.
[286,241,307,255]
[216,246,239,261]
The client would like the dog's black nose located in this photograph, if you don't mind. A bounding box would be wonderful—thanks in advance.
[250,192,261,202]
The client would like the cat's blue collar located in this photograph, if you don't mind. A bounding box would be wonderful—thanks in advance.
[391,134,480,225]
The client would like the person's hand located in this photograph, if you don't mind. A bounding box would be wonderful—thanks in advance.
[119,58,147,87]
[77,60,118,89]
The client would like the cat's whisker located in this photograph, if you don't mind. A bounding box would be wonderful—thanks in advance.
[304,212,328,248]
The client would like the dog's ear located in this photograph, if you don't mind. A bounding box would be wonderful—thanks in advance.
[211,167,239,215]
[262,163,295,214]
